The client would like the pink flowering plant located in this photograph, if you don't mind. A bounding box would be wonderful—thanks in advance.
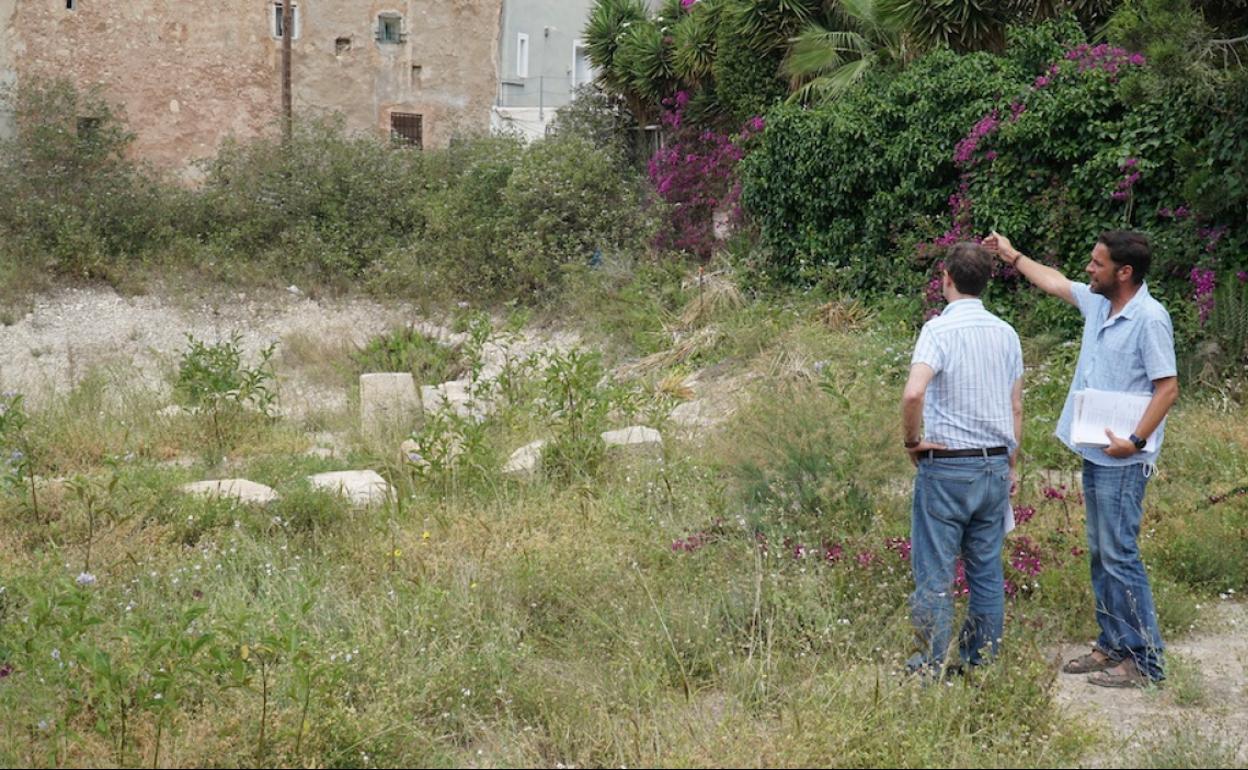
[648,91,764,259]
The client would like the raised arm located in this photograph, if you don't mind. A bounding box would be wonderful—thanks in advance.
[984,232,1077,307]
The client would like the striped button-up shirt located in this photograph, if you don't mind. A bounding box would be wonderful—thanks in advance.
[911,299,1023,452]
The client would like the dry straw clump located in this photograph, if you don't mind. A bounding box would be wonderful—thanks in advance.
[813,298,873,332]
[679,270,744,329]
[617,326,723,379]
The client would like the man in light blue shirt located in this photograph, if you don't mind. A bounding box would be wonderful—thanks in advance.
[901,242,1024,677]
[986,229,1179,688]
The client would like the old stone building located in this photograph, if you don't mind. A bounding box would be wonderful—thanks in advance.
[0,0,502,168]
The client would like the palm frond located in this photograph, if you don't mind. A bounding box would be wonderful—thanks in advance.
[783,23,873,81]
[673,12,717,83]
[584,0,650,92]
[785,56,875,104]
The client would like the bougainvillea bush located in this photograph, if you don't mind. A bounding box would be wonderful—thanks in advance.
[739,18,1246,345]
[647,91,764,259]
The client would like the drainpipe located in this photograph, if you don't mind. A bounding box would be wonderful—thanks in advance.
[282,1,293,144]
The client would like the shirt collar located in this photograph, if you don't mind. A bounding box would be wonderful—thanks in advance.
[940,298,984,316]
[1104,281,1150,323]
[1118,282,1151,319]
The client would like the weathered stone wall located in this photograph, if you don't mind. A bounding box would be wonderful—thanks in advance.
[6,0,500,169]
[0,0,19,138]
[297,0,502,149]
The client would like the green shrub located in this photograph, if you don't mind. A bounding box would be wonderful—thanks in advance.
[739,48,1026,291]
[193,116,426,278]
[376,133,654,300]
[1152,502,1248,593]
[0,77,176,278]
[500,135,655,294]
[175,334,278,459]
[352,328,463,385]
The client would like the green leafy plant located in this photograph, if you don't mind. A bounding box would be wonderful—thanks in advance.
[352,327,462,385]
[175,334,278,459]
[0,392,39,522]
[538,350,626,482]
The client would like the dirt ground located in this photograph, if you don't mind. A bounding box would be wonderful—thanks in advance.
[1052,599,1248,767]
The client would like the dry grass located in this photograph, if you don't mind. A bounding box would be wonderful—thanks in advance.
[679,271,745,329]
[813,298,873,332]
[655,373,696,401]
[616,326,723,379]
[276,330,359,387]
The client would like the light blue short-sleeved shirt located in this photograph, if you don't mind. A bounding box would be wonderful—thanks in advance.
[1056,282,1177,466]
[911,299,1024,452]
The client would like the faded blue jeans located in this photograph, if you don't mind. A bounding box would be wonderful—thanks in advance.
[1083,460,1165,681]
[909,455,1010,672]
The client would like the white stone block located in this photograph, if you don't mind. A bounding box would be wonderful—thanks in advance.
[308,470,394,507]
[181,479,279,505]
[502,439,546,477]
[602,426,662,450]
[359,373,419,433]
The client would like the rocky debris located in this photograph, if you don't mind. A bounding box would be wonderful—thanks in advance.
[307,470,394,507]
[502,440,546,477]
[668,399,718,429]
[420,380,493,420]
[180,478,279,505]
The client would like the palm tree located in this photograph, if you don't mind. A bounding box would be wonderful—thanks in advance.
[585,0,650,97]
[673,1,727,86]
[727,0,826,52]
[877,0,1013,54]
[782,0,908,103]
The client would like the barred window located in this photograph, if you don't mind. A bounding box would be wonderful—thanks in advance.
[390,112,423,148]
[377,14,404,44]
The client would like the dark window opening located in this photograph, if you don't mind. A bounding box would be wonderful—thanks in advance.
[411,65,422,86]
[377,14,404,44]
[335,37,352,55]
[66,0,76,10]
[390,112,423,148]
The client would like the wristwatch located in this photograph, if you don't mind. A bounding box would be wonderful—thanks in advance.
[1128,433,1147,450]
[904,439,921,449]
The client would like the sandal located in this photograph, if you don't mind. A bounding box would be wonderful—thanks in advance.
[1062,648,1114,674]
[1087,659,1153,689]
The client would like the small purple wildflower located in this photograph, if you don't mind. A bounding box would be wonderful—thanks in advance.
[885,536,912,561]
[1013,505,1036,526]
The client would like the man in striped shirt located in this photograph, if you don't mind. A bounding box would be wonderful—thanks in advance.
[901,242,1024,677]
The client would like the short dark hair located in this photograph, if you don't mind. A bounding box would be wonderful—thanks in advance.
[945,242,994,296]
[1098,230,1151,285]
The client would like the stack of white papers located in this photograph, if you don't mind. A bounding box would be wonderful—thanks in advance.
[1071,389,1157,452]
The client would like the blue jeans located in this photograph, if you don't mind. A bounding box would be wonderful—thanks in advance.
[908,455,1010,671]
[1083,460,1165,680]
